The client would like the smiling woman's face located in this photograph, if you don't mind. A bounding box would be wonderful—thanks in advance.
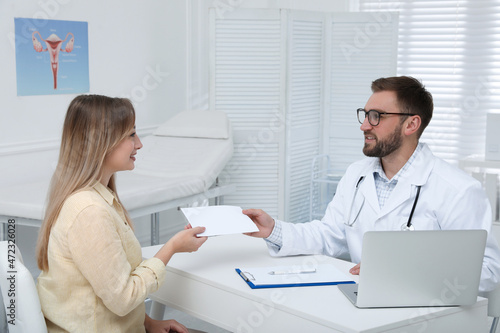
[101,126,143,183]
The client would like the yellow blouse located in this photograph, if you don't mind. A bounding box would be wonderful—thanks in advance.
[37,182,166,333]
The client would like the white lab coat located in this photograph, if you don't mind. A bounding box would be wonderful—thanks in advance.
[269,143,500,292]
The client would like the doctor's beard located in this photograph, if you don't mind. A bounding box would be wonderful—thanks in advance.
[363,123,403,158]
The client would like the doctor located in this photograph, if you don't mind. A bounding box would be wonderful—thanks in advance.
[244,76,500,293]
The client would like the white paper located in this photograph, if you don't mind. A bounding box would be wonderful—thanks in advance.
[238,264,354,286]
[181,205,259,237]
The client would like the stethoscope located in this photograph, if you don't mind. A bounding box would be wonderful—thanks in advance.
[345,176,422,231]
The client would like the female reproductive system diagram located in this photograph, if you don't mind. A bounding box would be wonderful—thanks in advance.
[31,31,74,90]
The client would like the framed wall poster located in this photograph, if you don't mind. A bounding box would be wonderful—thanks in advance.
[14,18,89,96]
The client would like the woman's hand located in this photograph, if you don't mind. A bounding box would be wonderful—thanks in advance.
[169,227,208,253]
[145,314,188,333]
[154,227,207,265]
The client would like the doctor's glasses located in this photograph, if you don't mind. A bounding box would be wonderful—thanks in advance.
[357,108,417,127]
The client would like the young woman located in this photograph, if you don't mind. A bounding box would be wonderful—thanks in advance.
[36,95,207,332]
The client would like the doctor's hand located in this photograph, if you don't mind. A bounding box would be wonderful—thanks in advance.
[242,208,275,238]
[349,263,361,275]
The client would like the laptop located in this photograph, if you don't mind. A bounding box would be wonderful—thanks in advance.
[338,230,487,308]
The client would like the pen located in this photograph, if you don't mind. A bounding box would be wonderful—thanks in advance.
[268,268,316,275]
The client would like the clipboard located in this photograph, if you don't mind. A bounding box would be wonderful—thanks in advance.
[235,264,355,289]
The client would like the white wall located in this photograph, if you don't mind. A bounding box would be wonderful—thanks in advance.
[0,0,190,275]
[0,0,188,162]
[0,0,352,177]
[1,0,353,275]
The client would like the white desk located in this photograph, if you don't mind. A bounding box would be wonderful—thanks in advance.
[142,234,488,333]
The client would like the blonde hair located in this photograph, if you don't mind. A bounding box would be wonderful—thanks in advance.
[36,95,136,271]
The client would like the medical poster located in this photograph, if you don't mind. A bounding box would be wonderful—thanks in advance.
[14,18,89,96]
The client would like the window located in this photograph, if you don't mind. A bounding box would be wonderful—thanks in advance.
[359,0,500,164]
[210,8,397,221]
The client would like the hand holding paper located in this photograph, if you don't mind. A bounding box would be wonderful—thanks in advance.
[241,208,275,238]
[181,205,259,237]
